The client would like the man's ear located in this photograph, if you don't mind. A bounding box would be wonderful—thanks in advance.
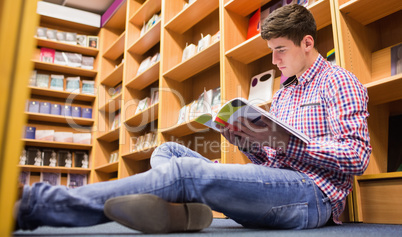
[303,35,315,51]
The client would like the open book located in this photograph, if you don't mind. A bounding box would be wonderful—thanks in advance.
[194,97,310,144]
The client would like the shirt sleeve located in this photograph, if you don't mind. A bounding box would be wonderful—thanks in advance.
[285,69,371,176]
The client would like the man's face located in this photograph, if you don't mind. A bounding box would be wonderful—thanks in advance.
[267,37,308,78]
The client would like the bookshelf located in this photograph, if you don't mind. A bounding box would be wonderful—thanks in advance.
[20,0,402,225]
[334,0,402,224]
[20,12,99,187]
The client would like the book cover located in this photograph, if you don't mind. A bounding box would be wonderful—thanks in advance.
[135,97,150,115]
[66,77,80,93]
[65,32,77,45]
[24,126,36,139]
[35,130,55,141]
[194,97,310,144]
[82,108,93,118]
[68,174,87,188]
[81,80,95,95]
[54,132,73,143]
[51,104,61,115]
[81,56,94,70]
[29,70,37,86]
[39,102,51,114]
[56,31,66,42]
[40,172,61,186]
[391,43,402,76]
[28,101,40,113]
[247,8,261,39]
[50,74,64,91]
[72,106,82,117]
[61,105,72,116]
[35,73,50,88]
[137,56,151,75]
[73,133,92,144]
[65,53,82,67]
[46,29,57,41]
[54,51,68,66]
[77,34,87,46]
[248,69,275,104]
[36,27,47,39]
[40,47,56,63]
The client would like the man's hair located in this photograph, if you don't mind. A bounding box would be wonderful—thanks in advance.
[261,4,316,46]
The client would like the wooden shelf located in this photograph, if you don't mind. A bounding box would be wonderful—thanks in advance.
[23,139,92,150]
[36,37,99,56]
[160,119,210,138]
[122,145,156,161]
[33,60,97,78]
[99,93,122,113]
[309,0,332,30]
[129,0,162,27]
[102,0,127,31]
[126,61,160,90]
[29,86,96,102]
[163,40,220,82]
[19,165,91,174]
[97,128,120,142]
[103,32,126,61]
[225,34,271,64]
[224,0,271,17]
[339,0,402,25]
[357,172,402,181]
[101,62,124,87]
[164,0,219,34]
[26,112,94,126]
[365,74,402,105]
[127,20,161,55]
[125,103,159,127]
[95,162,118,173]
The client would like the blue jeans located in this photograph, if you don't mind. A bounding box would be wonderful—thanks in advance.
[18,142,331,230]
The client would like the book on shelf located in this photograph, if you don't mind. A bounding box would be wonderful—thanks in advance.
[137,56,152,75]
[72,106,81,117]
[82,108,92,118]
[36,130,55,141]
[247,8,261,39]
[61,105,72,116]
[36,27,47,39]
[73,133,92,144]
[77,34,87,46]
[65,53,82,67]
[197,34,211,53]
[40,172,61,186]
[248,69,275,104]
[87,36,98,49]
[54,51,68,66]
[65,32,77,45]
[391,43,402,76]
[51,104,61,115]
[81,80,95,95]
[36,73,50,88]
[150,90,159,105]
[109,83,122,99]
[182,43,196,62]
[54,132,73,143]
[29,70,37,86]
[39,102,51,114]
[66,77,80,93]
[109,150,119,163]
[68,174,87,188]
[81,56,94,70]
[50,74,64,91]
[194,97,310,144]
[135,97,151,115]
[24,126,36,139]
[40,47,56,63]
[28,101,40,113]
[110,111,121,130]
[56,31,67,42]
[18,171,30,185]
[46,29,57,41]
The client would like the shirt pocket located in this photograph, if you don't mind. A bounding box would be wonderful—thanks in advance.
[294,101,329,139]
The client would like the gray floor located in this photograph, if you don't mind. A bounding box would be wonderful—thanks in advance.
[13,218,402,237]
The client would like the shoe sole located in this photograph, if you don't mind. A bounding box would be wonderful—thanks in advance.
[104,194,213,233]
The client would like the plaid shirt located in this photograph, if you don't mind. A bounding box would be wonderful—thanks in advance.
[243,55,371,224]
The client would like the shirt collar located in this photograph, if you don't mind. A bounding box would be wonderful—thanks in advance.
[283,54,325,88]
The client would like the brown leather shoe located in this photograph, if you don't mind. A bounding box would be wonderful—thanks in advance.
[104,194,213,234]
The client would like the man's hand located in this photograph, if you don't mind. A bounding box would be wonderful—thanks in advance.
[218,116,290,152]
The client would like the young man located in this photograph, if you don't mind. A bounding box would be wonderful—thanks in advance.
[15,4,371,233]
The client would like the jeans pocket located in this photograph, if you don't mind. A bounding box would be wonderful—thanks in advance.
[262,202,309,229]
